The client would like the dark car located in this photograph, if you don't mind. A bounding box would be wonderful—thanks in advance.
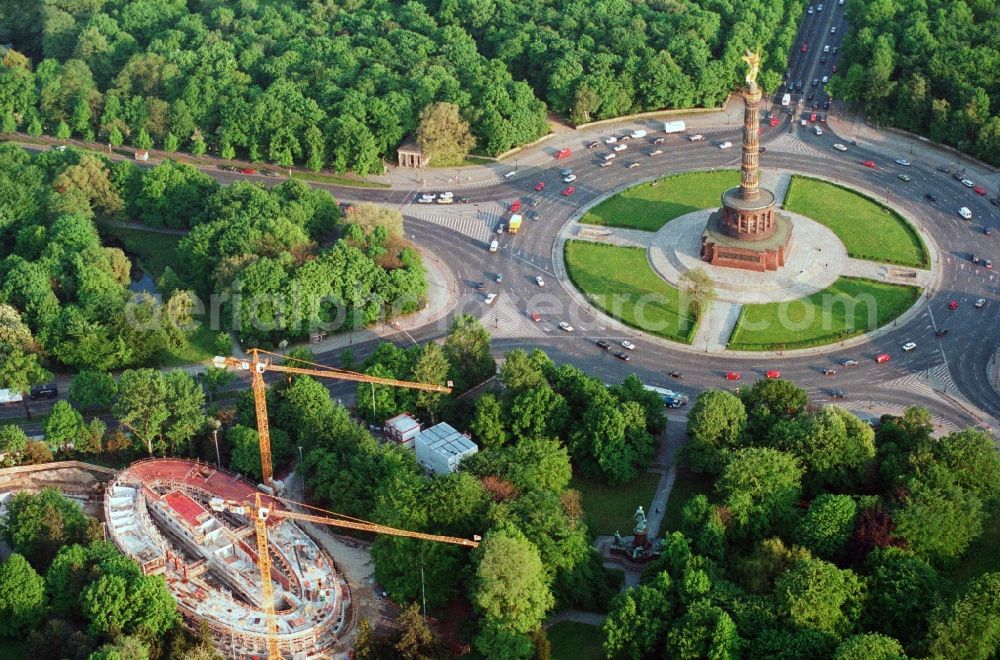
[796,81,804,91]
[614,351,632,362]
[925,193,936,202]
[985,227,993,236]
[812,79,819,87]
[972,254,980,264]
[823,100,831,109]
[936,165,950,173]
[812,102,819,109]
[596,339,612,350]
[822,368,838,376]
[807,93,815,101]
[831,390,846,399]
[669,370,684,379]
[459,197,470,204]
[475,282,486,291]
[991,197,1000,208]
[527,210,540,220]
[29,383,59,400]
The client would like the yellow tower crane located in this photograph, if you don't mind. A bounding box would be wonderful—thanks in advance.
[212,348,462,658]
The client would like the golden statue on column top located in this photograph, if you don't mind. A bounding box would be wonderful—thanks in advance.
[742,48,761,88]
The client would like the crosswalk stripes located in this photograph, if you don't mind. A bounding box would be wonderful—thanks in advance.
[483,295,546,340]
[404,205,492,242]
[883,363,960,400]
[767,131,826,157]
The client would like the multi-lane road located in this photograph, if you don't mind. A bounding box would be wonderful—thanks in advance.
[4,4,999,432]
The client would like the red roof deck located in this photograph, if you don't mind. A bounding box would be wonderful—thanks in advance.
[163,490,208,528]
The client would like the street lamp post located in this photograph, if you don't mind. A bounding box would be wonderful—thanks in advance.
[297,445,303,463]
[212,428,220,466]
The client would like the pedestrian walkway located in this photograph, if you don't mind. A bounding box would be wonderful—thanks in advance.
[842,258,933,286]
[691,301,743,351]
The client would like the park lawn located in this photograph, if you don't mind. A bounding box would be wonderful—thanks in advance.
[571,471,661,537]
[948,506,1000,587]
[290,170,390,188]
[549,621,605,660]
[728,277,920,351]
[98,223,183,282]
[661,468,715,533]
[160,323,221,367]
[783,175,928,268]
[564,242,697,343]
[580,170,738,231]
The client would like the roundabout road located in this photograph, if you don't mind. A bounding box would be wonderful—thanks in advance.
[329,114,1000,431]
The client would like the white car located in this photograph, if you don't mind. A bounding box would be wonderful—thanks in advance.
[600,161,613,168]
[962,178,974,187]
[497,224,505,234]
[603,153,616,161]
[605,136,618,144]
[535,276,545,287]
[833,143,848,151]
[895,159,911,166]
[718,141,733,149]
[417,197,434,203]
[484,293,497,305]
[649,149,663,156]
[689,134,704,141]
[613,143,628,152]
[830,26,836,33]
[621,340,636,350]
[558,321,574,332]
[975,298,986,308]
[823,45,830,53]
[563,174,577,183]
[440,191,454,198]
[959,207,973,219]
[821,76,829,84]
[902,342,917,352]
[814,126,823,136]
[898,174,911,182]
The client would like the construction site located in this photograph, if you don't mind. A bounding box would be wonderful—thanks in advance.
[105,458,348,659]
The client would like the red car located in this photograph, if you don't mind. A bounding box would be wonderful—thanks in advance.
[534,182,545,191]
[974,185,987,196]
[725,371,741,380]
[809,113,817,122]
[861,160,877,168]
[510,200,522,212]
[875,353,891,363]
[562,186,575,196]
[949,300,959,310]
[531,311,541,322]
[769,116,779,127]
[832,64,837,73]
[555,148,572,159]
[765,370,781,379]
[240,168,257,175]
[801,43,809,53]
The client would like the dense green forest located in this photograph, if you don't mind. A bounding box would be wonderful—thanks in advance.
[0,144,425,383]
[0,0,799,170]
[603,382,1000,659]
[831,0,1000,166]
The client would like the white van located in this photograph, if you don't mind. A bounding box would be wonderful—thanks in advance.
[503,171,516,179]
[814,126,823,136]
[489,240,499,252]
[630,129,647,139]
[484,293,497,305]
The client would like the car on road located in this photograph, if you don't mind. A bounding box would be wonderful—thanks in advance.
[833,143,848,151]
[417,196,434,204]
[689,134,705,141]
[975,298,986,308]
[725,371,741,380]
[936,165,950,173]
[959,207,973,219]
[437,196,454,204]
[603,153,616,161]
[562,186,575,196]
[29,383,59,400]
[619,135,631,141]
[535,276,545,287]
[613,143,628,152]
[489,240,499,253]
[596,339,612,350]
[807,6,813,13]
[991,197,1000,207]
[718,141,733,149]
[653,137,666,144]
[986,259,993,269]
[823,45,830,53]
[949,300,959,310]
[898,174,911,182]
[497,224,505,234]
[832,46,838,54]
[831,390,846,399]
[902,342,917,352]
[814,126,823,136]
[765,370,781,379]
[812,78,819,86]
[972,254,980,264]
[649,149,663,156]
[496,273,502,283]
[615,351,631,362]
[895,158,911,166]
[985,226,993,235]
[822,368,838,376]
[459,197,470,203]
[861,160,876,168]
[621,340,636,350]
[484,293,497,305]
[669,370,684,379]
[510,200,522,212]
[961,178,975,187]
[534,181,545,191]
[560,168,573,176]
[587,141,601,149]
[599,161,613,167]
[604,136,618,144]
[531,311,541,322]
[239,168,257,175]
[974,185,987,196]
[831,26,836,33]
[769,116,780,127]
[626,162,640,168]
[558,321,574,332]
[875,353,891,363]
[842,359,859,366]
[925,193,937,202]
[820,55,828,64]
[562,174,577,183]
[801,43,809,52]
[475,282,486,291]
[527,210,540,220]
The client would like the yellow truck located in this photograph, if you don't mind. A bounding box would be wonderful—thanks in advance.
[508,214,523,234]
